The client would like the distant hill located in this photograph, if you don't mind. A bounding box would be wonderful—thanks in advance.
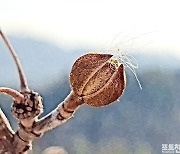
[0,36,180,154]
[0,36,179,88]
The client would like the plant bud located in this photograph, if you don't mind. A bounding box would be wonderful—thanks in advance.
[70,53,126,107]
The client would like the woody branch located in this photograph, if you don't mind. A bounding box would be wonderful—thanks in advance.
[0,29,126,154]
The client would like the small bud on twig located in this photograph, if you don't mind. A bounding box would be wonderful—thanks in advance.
[12,91,43,127]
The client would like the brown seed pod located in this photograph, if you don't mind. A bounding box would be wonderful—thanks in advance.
[70,53,126,107]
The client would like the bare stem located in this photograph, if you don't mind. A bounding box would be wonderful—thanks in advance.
[10,92,84,153]
[33,91,84,134]
[0,87,24,102]
[0,108,14,153]
[0,29,29,92]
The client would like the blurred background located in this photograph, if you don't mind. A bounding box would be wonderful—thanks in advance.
[0,0,180,154]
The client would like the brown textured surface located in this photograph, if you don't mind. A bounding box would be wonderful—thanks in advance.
[83,64,126,107]
[82,63,116,95]
[70,53,113,96]
[11,91,43,120]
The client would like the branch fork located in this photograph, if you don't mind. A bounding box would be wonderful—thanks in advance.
[0,29,126,154]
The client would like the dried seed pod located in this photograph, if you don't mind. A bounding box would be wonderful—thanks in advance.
[70,53,126,107]
[70,53,113,95]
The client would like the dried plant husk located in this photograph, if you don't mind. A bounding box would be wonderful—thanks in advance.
[70,53,126,107]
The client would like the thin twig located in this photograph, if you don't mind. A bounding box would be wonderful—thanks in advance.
[0,29,29,92]
[0,87,24,102]
[33,92,83,134]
